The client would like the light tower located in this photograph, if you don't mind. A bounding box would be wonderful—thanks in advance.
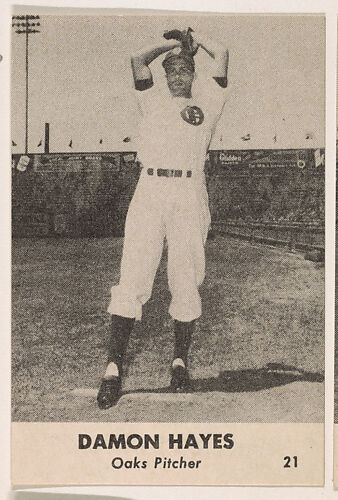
[12,15,40,154]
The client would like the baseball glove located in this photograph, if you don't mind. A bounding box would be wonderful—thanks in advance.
[163,27,198,56]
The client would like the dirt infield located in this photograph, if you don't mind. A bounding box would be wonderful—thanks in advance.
[12,236,324,422]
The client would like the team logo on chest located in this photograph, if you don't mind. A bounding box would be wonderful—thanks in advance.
[180,105,204,126]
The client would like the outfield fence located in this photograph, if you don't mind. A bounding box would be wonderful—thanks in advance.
[212,220,324,252]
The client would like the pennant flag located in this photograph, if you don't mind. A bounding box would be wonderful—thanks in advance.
[123,136,131,143]
[273,135,277,143]
[68,139,73,148]
[99,138,103,144]
[12,140,17,146]
[37,139,42,147]
[241,133,251,141]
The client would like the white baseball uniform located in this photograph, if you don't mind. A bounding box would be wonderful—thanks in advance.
[108,77,229,322]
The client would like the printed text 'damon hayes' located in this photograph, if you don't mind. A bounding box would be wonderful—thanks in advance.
[78,433,235,450]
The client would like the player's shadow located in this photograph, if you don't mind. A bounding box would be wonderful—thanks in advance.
[125,363,324,396]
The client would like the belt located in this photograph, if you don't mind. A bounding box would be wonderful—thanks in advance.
[147,168,192,178]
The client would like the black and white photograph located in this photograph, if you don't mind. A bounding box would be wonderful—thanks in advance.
[11,12,325,427]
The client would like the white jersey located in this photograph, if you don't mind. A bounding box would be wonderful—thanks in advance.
[108,77,230,322]
[134,78,229,179]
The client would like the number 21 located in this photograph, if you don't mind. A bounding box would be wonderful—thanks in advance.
[284,456,298,468]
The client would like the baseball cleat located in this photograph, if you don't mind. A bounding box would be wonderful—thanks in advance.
[97,376,122,409]
[170,365,190,392]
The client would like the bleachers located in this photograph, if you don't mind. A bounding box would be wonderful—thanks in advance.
[12,149,324,251]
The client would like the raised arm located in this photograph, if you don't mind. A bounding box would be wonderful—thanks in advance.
[131,40,180,91]
[193,31,229,88]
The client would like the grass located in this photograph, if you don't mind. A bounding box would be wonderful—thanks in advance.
[12,235,324,422]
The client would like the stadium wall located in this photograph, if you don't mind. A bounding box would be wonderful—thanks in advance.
[12,149,325,245]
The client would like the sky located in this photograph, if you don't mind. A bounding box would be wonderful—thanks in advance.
[11,13,325,153]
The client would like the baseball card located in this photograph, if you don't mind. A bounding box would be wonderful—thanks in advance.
[10,8,325,487]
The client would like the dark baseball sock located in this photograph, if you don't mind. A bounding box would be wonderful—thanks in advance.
[173,319,195,367]
[105,314,135,376]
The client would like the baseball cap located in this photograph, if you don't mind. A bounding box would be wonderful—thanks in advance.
[162,48,195,72]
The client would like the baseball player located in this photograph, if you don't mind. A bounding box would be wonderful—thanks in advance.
[97,28,230,409]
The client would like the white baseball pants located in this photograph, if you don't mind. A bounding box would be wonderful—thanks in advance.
[107,174,210,322]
